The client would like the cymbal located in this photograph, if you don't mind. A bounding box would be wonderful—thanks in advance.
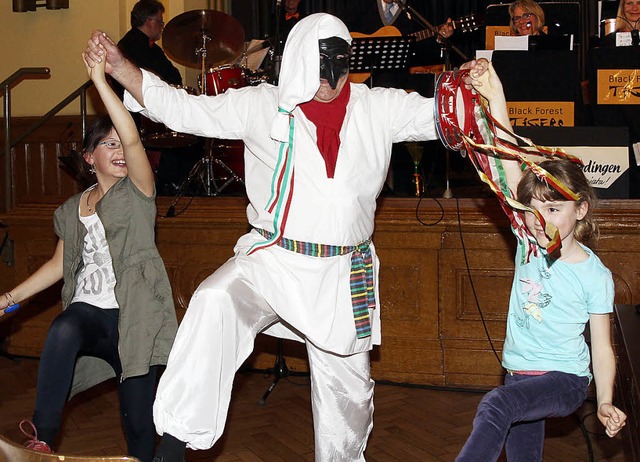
[163,10,245,69]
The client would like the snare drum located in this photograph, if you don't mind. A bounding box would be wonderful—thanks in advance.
[203,65,246,96]
[141,85,198,149]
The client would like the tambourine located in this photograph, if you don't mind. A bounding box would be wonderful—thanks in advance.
[434,69,492,153]
[434,66,585,257]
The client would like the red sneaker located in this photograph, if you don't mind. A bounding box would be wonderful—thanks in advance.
[19,419,52,453]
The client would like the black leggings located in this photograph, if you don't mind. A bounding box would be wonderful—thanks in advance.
[32,302,157,462]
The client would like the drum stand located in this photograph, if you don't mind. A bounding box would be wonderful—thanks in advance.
[199,142,244,196]
[165,32,245,217]
[165,142,244,217]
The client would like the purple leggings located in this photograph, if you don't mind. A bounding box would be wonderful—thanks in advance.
[456,371,589,462]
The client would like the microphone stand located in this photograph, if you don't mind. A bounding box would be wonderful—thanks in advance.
[394,0,466,198]
[271,0,284,84]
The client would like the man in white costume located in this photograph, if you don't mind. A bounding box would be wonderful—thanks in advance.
[85,13,490,462]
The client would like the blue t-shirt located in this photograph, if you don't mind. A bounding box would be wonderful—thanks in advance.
[502,240,614,380]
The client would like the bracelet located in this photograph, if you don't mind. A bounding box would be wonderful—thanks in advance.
[4,292,16,306]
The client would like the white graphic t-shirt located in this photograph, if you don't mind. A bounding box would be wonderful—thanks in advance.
[71,199,118,309]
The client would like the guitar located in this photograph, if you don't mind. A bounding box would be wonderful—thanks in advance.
[349,14,481,84]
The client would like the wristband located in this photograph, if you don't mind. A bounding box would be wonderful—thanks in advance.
[4,292,16,307]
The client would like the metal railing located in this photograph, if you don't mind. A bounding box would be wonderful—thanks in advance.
[1,68,93,211]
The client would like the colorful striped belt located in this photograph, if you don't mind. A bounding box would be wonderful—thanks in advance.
[255,228,374,339]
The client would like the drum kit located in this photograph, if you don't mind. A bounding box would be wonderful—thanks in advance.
[144,9,272,199]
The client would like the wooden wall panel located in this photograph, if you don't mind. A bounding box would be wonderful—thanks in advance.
[4,197,640,388]
[3,116,85,210]
[3,127,640,388]
[1,205,60,356]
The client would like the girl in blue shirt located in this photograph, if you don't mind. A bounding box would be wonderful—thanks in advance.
[456,62,627,461]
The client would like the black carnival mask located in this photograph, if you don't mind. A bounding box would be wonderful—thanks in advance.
[318,37,351,89]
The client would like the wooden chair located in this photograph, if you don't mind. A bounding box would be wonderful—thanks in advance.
[0,434,140,462]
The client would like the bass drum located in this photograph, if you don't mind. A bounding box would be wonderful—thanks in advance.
[141,85,199,149]
[203,65,246,95]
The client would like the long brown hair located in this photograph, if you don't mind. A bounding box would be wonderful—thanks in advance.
[517,159,599,248]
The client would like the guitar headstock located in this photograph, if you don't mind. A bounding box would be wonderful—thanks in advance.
[453,14,481,34]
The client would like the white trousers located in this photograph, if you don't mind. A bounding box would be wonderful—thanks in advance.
[153,258,375,461]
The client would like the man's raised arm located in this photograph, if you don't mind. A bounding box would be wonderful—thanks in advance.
[85,31,145,106]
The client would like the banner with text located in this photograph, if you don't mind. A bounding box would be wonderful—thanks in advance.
[507,101,574,127]
[597,69,640,105]
[567,146,628,189]
[522,146,627,190]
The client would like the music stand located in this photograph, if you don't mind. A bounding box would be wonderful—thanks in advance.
[349,35,415,86]
[256,338,309,406]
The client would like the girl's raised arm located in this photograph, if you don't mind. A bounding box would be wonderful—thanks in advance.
[82,46,154,197]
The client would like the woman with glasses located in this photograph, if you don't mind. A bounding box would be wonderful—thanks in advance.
[0,40,177,462]
[509,0,546,36]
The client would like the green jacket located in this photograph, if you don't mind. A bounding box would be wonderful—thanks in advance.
[54,177,177,397]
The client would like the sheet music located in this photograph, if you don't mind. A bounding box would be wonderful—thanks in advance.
[494,35,528,51]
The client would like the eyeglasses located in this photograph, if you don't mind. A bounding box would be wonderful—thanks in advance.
[148,17,164,26]
[98,140,122,149]
[513,12,534,23]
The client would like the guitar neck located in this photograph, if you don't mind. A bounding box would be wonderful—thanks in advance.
[411,28,437,42]
[409,16,478,43]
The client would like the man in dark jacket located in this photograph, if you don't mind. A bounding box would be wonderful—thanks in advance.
[117,0,202,196]
[118,0,181,88]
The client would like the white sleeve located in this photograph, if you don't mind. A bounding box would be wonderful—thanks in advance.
[124,69,249,140]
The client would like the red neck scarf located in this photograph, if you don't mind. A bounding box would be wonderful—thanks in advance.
[300,83,350,178]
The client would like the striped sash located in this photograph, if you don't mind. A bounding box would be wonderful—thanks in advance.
[255,228,374,339]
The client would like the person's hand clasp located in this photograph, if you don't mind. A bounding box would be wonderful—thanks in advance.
[84,31,124,76]
[598,402,627,438]
[460,58,503,103]
[82,44,107,84]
